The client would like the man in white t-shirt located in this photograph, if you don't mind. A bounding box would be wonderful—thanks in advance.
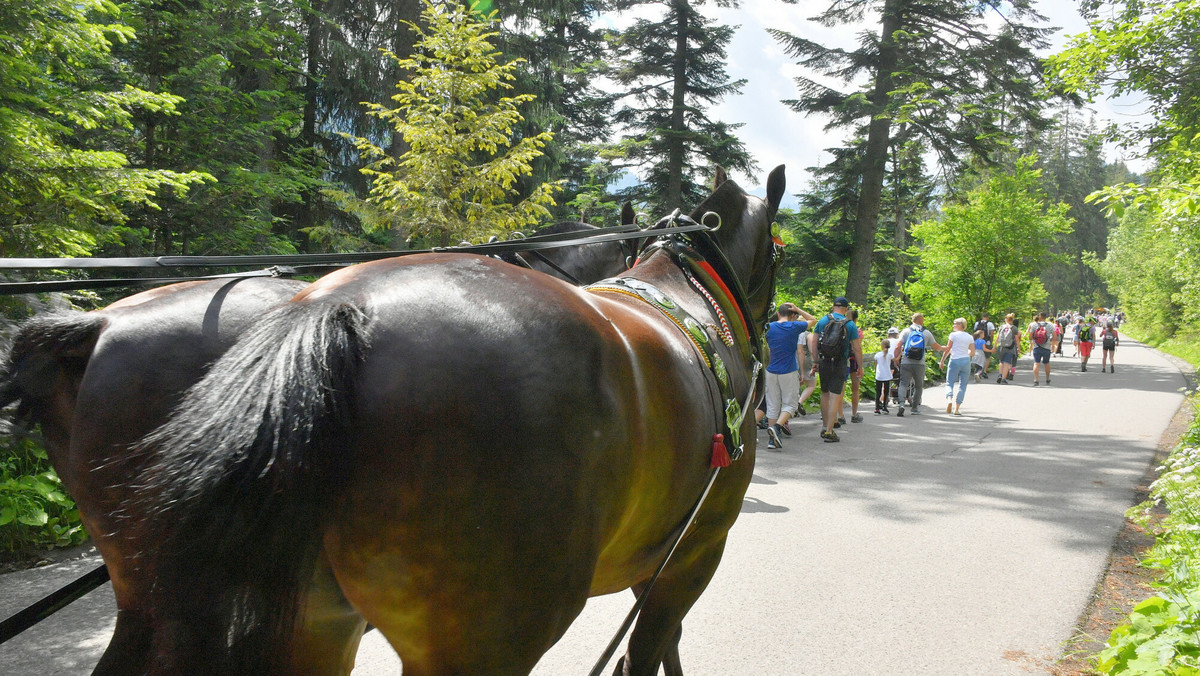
[891,313,945,416]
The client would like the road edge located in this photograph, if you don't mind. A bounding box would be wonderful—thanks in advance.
[1050,340,1197,675]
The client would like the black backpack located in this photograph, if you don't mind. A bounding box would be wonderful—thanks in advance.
[1103,331,1117,350]
[817,314,849,360]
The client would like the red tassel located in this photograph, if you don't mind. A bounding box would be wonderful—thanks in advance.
[710,434,731,468]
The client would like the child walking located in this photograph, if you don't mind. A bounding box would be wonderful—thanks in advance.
[971,330,992,383]
[873,337,893,414]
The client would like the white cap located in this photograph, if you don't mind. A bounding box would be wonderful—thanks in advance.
[887,326,899,335]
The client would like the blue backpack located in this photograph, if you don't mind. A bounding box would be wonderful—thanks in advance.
[904,329,926,360]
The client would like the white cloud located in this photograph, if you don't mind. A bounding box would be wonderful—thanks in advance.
[592,0,1151,198]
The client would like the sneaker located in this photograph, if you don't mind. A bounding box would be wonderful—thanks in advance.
[911,407,921,415]
[766,425,783,450]
[1033,381,1039,386]
[954,406,962,416]
[757,418,769,430]
[1111,365,1115,373]
[1045,379,1051,385]
[897,407,905,417]
[851,413,863,423]
[820,429,831,440]
[875,408,882,415]
[946,402,953,414]
[881,406,889,414]
[996,376,1003,384]
[823,430,840,443]
[778,422,792,437]
[797,404,807,416]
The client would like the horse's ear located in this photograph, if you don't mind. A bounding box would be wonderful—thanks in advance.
[621,201,636,226]
[714,166,728,190]
[765,165,786,219]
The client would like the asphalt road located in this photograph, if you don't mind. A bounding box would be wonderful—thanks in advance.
[0,338,1187,675]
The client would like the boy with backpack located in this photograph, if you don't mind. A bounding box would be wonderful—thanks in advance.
[1027,312,1055,385]
[994,313,1020,383]
[890,313,944,416]
[1077,317,1097,372]
[810,296,862,443]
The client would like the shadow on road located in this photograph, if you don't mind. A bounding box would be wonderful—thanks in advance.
[741,496,788,514]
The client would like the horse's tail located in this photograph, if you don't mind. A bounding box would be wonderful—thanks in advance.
[0,312,105,425]
[138,300,369,673]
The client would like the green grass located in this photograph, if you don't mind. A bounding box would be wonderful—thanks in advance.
[1122,323,1200,370]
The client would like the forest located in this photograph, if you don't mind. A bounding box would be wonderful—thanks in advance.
[0,0,1153,323]
[4,0,1200,671]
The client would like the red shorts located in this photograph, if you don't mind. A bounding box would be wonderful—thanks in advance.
[1079,341,1093,358]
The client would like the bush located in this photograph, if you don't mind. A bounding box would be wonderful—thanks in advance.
[1097,394,1200,674]
[0,435,87,555]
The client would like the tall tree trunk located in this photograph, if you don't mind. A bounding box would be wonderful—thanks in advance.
[389,0,424,159]
[846,0,902,304]
[665,0,689,209]
[892,125,907,296]
[297,0,323,246]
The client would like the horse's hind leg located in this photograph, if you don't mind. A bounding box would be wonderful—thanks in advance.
[91,610,153,676]
[291,555,368,676]
[614,536,730,676]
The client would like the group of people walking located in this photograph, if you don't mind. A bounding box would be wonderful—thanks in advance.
[755,300,1124,451]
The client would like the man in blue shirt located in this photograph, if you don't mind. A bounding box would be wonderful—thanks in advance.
[757,302,816,450]
[810,297,862,443]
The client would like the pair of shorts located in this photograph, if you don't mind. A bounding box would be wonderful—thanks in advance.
[999,349,1017,365]
[764,370,800,420]
[819,358,847,395]
[1079,341,1093,358]
[846,357,859,380]
[1032,346,1051,364]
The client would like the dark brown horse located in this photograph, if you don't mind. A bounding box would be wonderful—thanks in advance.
[132,166,784,675]
[0,220,646,675]
[0,278,310,674]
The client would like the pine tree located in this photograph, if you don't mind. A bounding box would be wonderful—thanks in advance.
[610,0,754,213]
[771,0,1053,303]
[494,1,615,217]
[351,0,561,247]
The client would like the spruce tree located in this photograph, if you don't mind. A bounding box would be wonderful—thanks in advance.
[351,0,560,247]
[610,0,754,213]
[771,0,1053,302]
[494,1,615,217]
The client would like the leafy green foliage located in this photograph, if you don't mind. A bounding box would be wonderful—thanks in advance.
[1050,0,1200,339]
[1099,396,1200,675]
[0,0,209,259]
[770,0,1054,301]
[906,157,1073,329]
[0,437,86,553]
[351,0,561,247]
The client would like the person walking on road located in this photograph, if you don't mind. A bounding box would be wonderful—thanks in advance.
[843,309,865,425]
[1077,317,1097,372]
[796,327,817,416]
[971,330,992,383]
[940,318,976,415]
[892,313,944,416]
[811,297,862,443]
[1027,313,1055,385]
[1100,320,1120,373]
[873,337,893,414]
[757,302,816,450]
[995,313,1020,383]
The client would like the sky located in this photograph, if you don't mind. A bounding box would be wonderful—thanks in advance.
[601,1,1150,199]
